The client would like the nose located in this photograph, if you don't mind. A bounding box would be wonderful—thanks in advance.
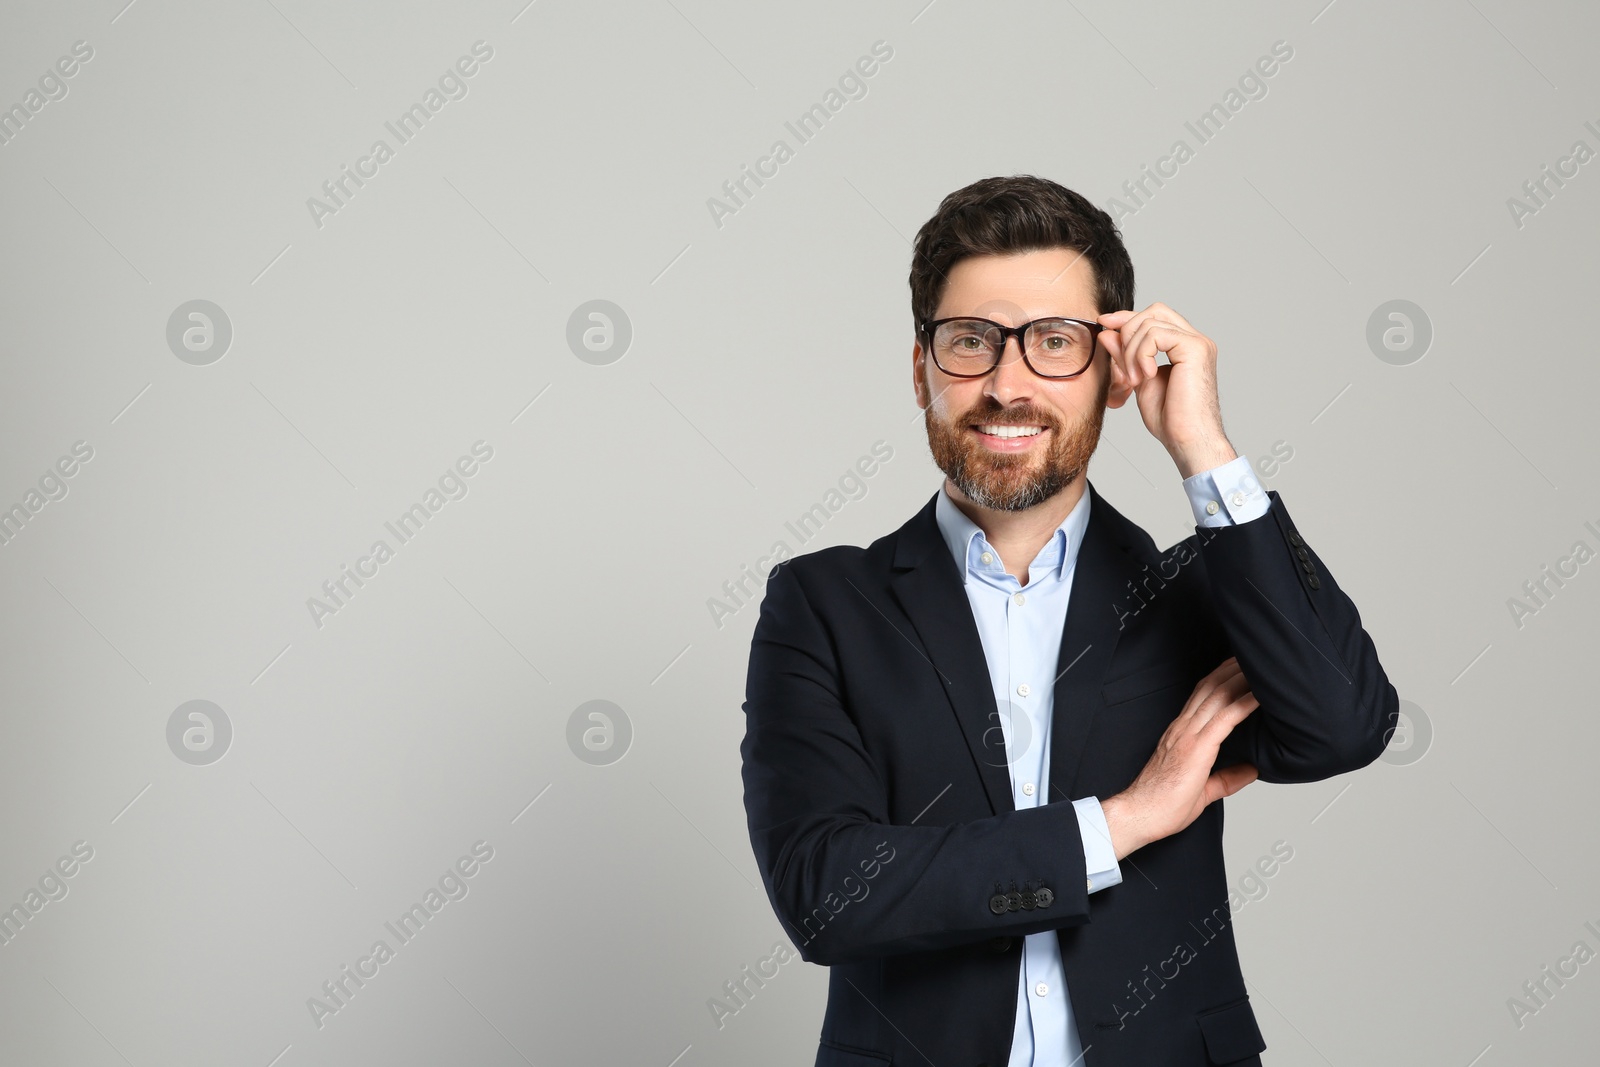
[985,331,1034,405]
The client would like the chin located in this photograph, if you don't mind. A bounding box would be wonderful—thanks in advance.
[957,469,1078,512]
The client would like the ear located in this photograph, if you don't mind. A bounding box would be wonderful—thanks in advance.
[911,340,931,409]
[1099,347,1134,409]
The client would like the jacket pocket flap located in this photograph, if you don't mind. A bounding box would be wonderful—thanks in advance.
[816,1040,893,1066]
[1195,995,1266,1064]
[1102,662,1193,705]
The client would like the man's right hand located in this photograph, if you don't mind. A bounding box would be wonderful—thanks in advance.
[1101,657,1260,861]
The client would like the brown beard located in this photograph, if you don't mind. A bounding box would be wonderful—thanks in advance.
[923,372,1110,512]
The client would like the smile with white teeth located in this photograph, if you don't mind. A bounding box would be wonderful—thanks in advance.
[976,424,1044,438]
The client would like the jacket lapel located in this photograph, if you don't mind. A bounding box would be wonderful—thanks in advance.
[1047,481,1148,802]
[885,482,1153,817]
[887,493,1017,817]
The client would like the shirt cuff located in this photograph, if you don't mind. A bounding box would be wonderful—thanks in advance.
[1072,797,1123,893]
[1183,453,1271,528]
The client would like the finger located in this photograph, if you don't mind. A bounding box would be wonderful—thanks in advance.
[1141,301,1200,335]
[1195,689,1259,739]
[1208,656,1239,676]
[1175,662,1246,730]
[1111,359,1132,397]
[1183,672,1254,736]
[1099,327,1122,359]
[1206,656,1251,694]
[1206,763,1259,802]
[1102,336,1126,388]
[1104,328,1143,389]
[1106,309,1158,381]
[1109,304,1156,336]
[1178,661,1244,721]
[1217,670,1252,701]
[1147,321,1215,372]
[1201,671,1254,711]
[1139,363,1173,411]
[1126,323,1190,385]
[1118,317,1158,383]
[1188,699,1252,749]
[1125,319,1198,381]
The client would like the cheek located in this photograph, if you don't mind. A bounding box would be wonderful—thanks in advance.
[1050,380,1101,416]
[1036,389,1074,421]
[928,386,967,421]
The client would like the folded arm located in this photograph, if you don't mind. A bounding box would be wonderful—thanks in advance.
[741,561,1095,966]
[1199,488,1397,783]
[1100,462,1397,858]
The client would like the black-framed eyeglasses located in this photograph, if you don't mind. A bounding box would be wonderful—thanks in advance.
[919,316,1105,379]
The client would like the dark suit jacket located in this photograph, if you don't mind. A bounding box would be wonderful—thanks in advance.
[740,482,1397,1067]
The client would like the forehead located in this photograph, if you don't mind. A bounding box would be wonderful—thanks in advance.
[935,248,1098,322]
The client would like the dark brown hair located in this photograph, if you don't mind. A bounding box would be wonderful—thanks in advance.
[908,174,1135,330]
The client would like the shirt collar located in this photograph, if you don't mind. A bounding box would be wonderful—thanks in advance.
[933,483,1092,585]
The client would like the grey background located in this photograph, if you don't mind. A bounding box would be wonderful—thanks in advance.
[1,0,1595,1063]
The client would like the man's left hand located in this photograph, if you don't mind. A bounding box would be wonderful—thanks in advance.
[1098,302,1237,478]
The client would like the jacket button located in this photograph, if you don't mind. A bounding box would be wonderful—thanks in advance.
[1034,887,1054,908]
[1308,575,1321,590]
[989,936,1012,952]
[1289,531,1304,546]
[1295,546,1310,560]
[989,894,1009,915]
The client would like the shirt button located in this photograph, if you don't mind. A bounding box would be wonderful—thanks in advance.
[1206,500,1220,515]
[1035,983,1049,997]
[1022,783,1034,796]
[1231,491,1245,506]
[1016,683,1030,698]
[1086,878,1093,890]
[980,552,993,565]
[1012,592,1025,606]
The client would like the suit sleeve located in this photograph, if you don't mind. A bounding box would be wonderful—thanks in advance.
[1200,489,1398,783]
[740,560,1094,966]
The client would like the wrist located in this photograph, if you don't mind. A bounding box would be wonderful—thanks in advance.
[1101,792,1150,861]
[1170,436,1236,479]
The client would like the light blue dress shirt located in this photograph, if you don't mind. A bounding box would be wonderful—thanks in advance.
[931,454,1271,1066]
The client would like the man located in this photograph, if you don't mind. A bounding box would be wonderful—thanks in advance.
[740,175,1396,1066]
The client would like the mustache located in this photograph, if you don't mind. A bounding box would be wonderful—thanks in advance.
[960,405,1058,429]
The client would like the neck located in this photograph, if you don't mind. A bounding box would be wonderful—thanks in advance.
[944,476,1086,586]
